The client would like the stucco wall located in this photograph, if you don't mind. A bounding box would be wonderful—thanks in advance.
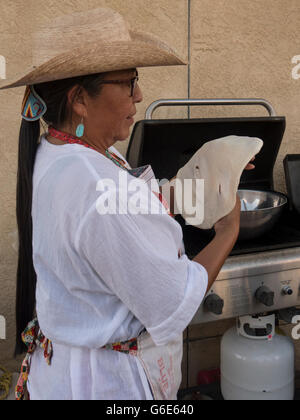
[190,0,300,193]
[0,0,300,391]
[0,0,188,373]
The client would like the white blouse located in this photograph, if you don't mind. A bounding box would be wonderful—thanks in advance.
[27,134,208,400]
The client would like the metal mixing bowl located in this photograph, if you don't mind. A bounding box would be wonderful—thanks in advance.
[237,189,288,240]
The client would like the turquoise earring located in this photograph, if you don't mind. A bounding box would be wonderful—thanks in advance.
[76,117,85,138]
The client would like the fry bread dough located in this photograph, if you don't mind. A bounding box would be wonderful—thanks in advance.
[174,135,263,229]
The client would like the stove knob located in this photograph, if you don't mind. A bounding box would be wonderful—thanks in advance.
[204,294,224,315]
[255,286,275,307]
[282,286,293,296]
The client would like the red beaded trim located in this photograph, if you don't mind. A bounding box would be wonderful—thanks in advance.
[48,126,98,152]
[47,126,128,168]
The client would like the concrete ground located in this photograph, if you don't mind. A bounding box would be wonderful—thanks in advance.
[1,372,18,401]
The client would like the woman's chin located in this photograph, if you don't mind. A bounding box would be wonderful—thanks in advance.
[115,130,131,142]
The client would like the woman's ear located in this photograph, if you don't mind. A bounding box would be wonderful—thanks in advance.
[67,85,88,121]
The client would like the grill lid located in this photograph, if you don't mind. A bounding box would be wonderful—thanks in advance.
[127,116,286,191]
[126,99,288,257]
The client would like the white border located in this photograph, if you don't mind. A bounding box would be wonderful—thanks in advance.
[0,55,6,80]
[0,315,5,339]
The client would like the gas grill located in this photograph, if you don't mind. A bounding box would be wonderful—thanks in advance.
[127,99,300,324]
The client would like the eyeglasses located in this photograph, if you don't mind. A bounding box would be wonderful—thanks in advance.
[99,74,139,97]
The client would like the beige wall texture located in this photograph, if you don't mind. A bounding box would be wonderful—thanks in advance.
[190,0,300,193]
[0,0,300,392]
[0,0,188,372]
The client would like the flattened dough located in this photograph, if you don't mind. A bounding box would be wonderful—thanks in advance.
[174,135,263,229]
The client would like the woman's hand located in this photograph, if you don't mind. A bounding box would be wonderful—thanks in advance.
[213,156,255,236]
[194,194,241,293]
[213,155,255,232]
[214,193,241,237]
[244,156,256,170]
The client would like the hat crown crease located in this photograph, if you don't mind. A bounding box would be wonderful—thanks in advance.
[32,8,131,67]
[0,7,186,91]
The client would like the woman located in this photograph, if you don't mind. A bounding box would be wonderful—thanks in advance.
[1,8,252,400]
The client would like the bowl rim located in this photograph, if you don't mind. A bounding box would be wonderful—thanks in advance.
[238,189,288,212]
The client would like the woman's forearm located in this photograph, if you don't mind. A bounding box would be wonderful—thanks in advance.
[193,227,239,294]
[160,178,240,293]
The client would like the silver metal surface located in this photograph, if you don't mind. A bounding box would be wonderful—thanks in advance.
[238,190,288,240]
[145,98,277,119]
[191,247,300,324]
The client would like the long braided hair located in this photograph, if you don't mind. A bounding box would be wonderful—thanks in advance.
[15,73,104,355]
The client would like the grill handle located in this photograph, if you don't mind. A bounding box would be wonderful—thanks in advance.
[145,98,276,119]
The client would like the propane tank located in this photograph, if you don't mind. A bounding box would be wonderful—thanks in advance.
[221,314,295,400]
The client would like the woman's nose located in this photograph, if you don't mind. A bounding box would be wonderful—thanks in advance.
[133,83,143,103]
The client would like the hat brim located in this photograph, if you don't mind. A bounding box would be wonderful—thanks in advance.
[0,31,186,90]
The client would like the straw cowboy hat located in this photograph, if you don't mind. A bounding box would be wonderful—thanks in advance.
[0,7,186,91]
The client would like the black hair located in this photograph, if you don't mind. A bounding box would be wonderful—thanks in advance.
[15,73,105,355]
